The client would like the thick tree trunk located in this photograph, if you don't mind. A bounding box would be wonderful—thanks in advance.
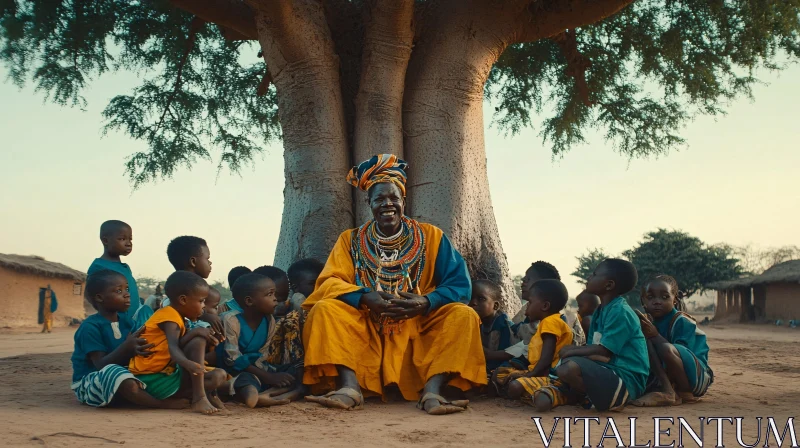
[403,0,529,314]
[177,0,634,308]
[352,0,414,224]
[250,0,354,268]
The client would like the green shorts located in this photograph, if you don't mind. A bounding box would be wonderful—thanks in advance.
[135,366,183,400]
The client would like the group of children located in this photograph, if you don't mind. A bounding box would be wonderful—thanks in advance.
[71,219,712,415]
[469,259,713,411]
[73,220,323,414]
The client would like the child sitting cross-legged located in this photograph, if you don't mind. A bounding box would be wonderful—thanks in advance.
[71,270,188,409]
[631,274,713,407]
[219,273,304,408]
[500,279,574,411]
[555,258,649,412]
[128,271,228,415]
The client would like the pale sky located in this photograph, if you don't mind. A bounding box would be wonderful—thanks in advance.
[1,64,798,297]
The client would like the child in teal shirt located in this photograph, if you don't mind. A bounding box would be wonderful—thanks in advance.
[555,258,649,411]
[87,220,140,320]
[632,274,713,406]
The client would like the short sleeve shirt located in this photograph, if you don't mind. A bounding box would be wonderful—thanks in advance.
[88,258,141,320]
[587,297,650,399]
[128,306,185,375]
[71,313,135,383]
[528,313,573,368]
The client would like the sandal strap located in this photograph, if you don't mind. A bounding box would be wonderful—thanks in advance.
[416,392,449,409]
[323,387,363,405]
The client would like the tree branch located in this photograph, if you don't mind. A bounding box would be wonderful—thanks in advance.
[153,17,205,135]
[552,29,592,106]
[168,0,258,40]
[517,0,634,43]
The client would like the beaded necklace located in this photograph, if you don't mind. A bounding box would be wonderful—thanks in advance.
[351,216,426,334]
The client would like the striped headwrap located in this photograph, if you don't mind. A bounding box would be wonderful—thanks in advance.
[346,154,408,197]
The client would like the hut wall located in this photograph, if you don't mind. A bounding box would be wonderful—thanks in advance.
[753,285,767,320]
[0,266,86,327]
[714,290,727,319]
[739,287,754,322]
[765,283,800,321]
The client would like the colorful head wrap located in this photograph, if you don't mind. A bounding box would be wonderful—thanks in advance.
[346,154,409,197]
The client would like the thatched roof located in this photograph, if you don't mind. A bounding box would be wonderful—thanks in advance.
[708,259,800,290]
[0,253,86,282]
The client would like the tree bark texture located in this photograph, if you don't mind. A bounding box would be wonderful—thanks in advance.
[171,0,635,314]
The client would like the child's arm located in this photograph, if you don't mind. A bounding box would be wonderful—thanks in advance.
[525,334,557,377]
[159,321,205,376]
[558,343,612,361]
[484,348,514,362]
[88,327,154,370]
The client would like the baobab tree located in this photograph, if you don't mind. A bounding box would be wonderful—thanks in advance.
[2,0,798,312]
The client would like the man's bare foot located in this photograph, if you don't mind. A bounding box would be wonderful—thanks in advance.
[305,387,363,410]
[208,393,228,412]
[160,398,191,409]
[191,396,220,415]
[419,393,468,415]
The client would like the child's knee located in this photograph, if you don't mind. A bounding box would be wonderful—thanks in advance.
[656,343,681,361]
[209,368,227,387]
[507,380,525,399]
[555,361,578,381]
[119,378,141,395]
[533,392,553,412]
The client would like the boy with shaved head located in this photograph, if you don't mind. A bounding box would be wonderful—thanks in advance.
[88,220,141,320]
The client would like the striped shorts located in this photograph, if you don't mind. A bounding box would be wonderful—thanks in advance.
[71,364,142,407]
[512,376,568,409]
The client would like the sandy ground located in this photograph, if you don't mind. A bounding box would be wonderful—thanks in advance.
[1,324,799,447]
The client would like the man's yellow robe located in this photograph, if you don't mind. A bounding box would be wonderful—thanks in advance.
[302,222,487,400]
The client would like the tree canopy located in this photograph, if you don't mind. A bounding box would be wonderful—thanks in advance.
[2,0,799,186]
[573,229,744,306]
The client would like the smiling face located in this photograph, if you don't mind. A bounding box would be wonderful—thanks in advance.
[642,279,676,319]
[102,226,133,257]
[368,182,404,235]
[95,275,130,313]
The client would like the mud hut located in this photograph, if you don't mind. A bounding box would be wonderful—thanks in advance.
[0,253,87,328]
[709,260,800,323]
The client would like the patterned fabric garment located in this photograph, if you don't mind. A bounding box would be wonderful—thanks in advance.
[257,310,306,373]
[513,376,568,409]
[346,154,409,196]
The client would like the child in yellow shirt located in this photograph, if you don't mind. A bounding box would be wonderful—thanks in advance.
[128,271,227,415]
[504,279,573,411]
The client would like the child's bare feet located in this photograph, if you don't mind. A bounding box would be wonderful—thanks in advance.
[208,393,228,412]
[191,396,220,415]
[257,388,291,407]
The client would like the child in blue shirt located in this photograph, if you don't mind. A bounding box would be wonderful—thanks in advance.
[556,258,649,411]
[220,273,302,408]
[468,279,515,374]
[632,274,713,406]
[71,269,186,409]
[87,220,141,320]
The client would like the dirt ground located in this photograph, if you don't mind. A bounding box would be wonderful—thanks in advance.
[1,324,799,448]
